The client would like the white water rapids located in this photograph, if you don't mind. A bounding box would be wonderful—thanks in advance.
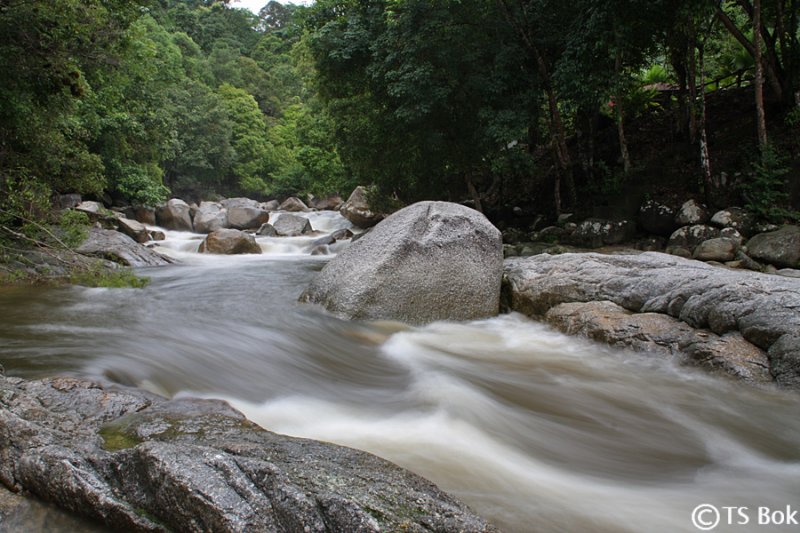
[1,210,799,533]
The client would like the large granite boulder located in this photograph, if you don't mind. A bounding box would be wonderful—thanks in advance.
[339,186,384,228]
[193,202,228,234]
[198,229,261,255]
[222,198,270,230]
[746,225,800,269]
[156,199,193,232]
[77,229,173,267]
[300,201,503,324]
[503,252,800,388]
[272,213,313,237]
[0,376,497,533]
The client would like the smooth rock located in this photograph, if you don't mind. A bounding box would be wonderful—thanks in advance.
[278,197,309,212]
[301,201,503,324]
[131,206,157,226]
[331,228,354,241]
[504,252,800,387]
[77,229,173,267]
[115,217,150,244]
[199,229,261,255]
[339,186,384,228]
[0,376,497,533]
[746,225,800,269]
[155,199,193,232]
[193,202,228,234]
[75,201,104,214]
[545,301,771,384]
[308,195,343,211]
[222,198,270,231]
[693,237,738,262]
[261,200,280,211]
[256,223,277,237]
[272,214,313,237]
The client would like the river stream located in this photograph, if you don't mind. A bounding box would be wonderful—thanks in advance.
[1,210,799,532]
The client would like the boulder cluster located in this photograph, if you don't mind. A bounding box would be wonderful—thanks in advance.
[504,198,800,276]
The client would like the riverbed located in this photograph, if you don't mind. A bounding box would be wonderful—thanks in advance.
[1,211,799,532]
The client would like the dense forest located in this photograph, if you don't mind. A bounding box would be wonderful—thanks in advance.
[1,0,799,231]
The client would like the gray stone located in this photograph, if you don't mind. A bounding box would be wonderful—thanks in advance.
[272,214,313,237]
[75,201,105,214]
[504,252,800,388]
[340,186,384,228]
[746,225,800,269]
[570,219,637,248]
[155,199,193,232]
[638,200,678,236]
[0,376,497,533]
[710,207,756,236]
[768,334,800,388]
[256,223,277,237]
[193,202,228,234]
[545,301,771,384]
[77,229,174,267]
[331,228,354,241]
[278,197,309,212]
[666,224,720,256]
[308,195,343,211]
[300,201,503,325]
[261,200,280,211]
[223,198,270,231]
[675,199,709,226]
[148,230,165,242]
[198,229,261,255]
[693,237,738,262]
[131,206,156,226]
[115,217,150,244]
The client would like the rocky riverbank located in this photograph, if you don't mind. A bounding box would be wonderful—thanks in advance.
[503,252,800,389]
[0,375,497,533]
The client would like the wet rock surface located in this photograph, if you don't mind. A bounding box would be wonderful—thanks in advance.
[76,229,174,267]
[504,252,800,388]
[300,201,503,325]
[0,376,497,533]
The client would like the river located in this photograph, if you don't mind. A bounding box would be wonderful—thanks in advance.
[1,210,799,533]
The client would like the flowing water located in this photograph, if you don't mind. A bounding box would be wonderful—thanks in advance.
[1,210,799,533]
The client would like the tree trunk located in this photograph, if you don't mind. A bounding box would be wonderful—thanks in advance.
[698,43,713,204]
[687,20,699,145]
[754,0,768,148]
[715,4,784,101]
[614,46,631,174]
[496,0,574,213]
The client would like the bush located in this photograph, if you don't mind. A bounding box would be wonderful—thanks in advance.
[741,145,798,222]
[58,210,90,248]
